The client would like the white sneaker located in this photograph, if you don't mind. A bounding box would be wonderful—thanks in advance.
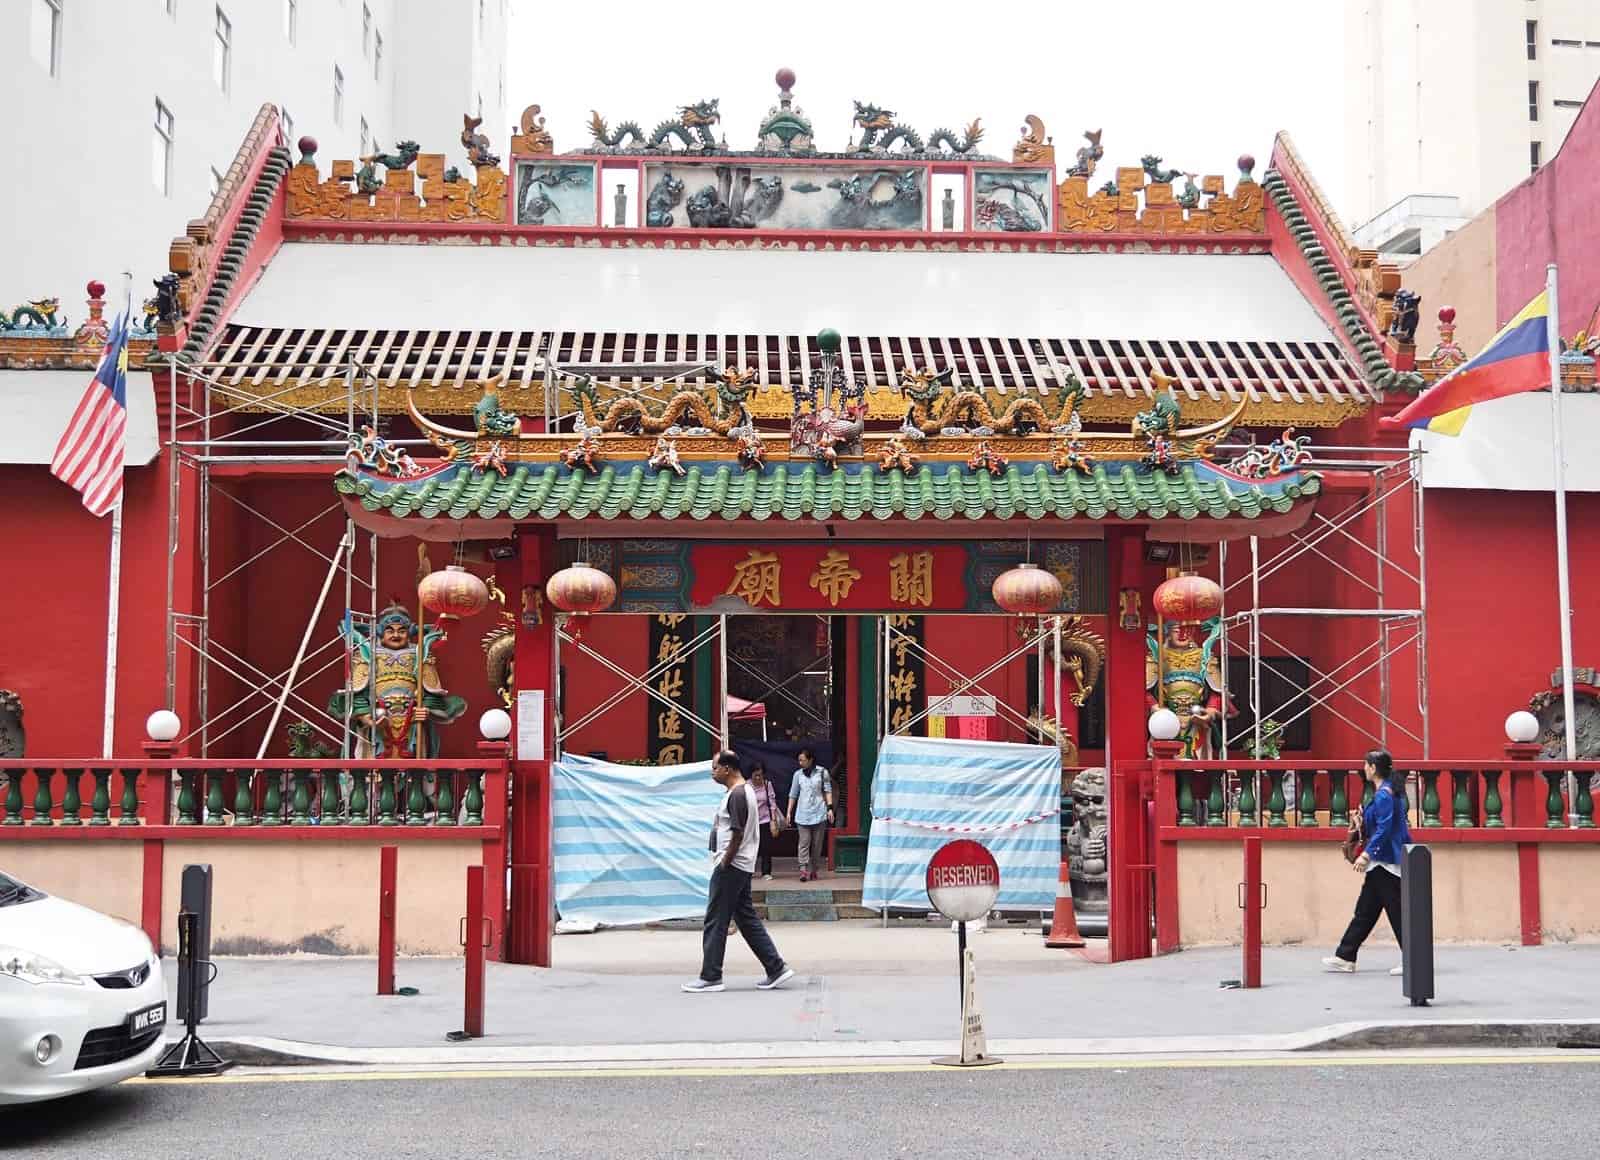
[762,874,773,881]
[1390,965,1404,976]
[1322,956,1356,973]
[681,979,725,993]
[757,966,795,991]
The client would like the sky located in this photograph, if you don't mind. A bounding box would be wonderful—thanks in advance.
[506,0,1350,215]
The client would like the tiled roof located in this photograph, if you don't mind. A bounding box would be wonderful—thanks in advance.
[335,459,1321,524]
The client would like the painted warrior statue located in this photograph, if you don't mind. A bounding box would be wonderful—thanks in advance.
[1066,767,1108,928]
[329,604,467,757]
[1146,616,1228,759]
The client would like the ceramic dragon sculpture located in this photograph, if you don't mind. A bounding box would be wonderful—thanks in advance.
[0,297,63,330]
[897,367,1087,437]
[589,100,721,151]
[852,102,984,154]
[1020,615,1108,767]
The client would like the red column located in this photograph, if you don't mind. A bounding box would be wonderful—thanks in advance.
[1105,527,1155,962]
[508,526,558,967]
[478,739,511,962]
[1506,741,1542,944]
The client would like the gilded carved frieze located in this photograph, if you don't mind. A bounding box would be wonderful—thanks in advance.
[286,138,507,224]
[1058,154,1264,235]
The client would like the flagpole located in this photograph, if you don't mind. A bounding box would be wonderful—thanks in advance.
[101,273,133,759]
[1545,264,1579,819]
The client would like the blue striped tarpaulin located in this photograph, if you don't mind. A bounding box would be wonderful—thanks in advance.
[552,753,722,927]
[861,735,1060,914]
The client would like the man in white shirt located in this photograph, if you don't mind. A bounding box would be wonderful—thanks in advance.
[683,750,795,994]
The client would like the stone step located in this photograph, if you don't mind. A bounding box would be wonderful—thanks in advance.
[763,902,838,923]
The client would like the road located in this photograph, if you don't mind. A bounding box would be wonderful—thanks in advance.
[6,1054,1597,1158]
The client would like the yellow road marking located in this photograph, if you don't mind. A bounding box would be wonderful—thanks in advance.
[130,1052,1600,1086]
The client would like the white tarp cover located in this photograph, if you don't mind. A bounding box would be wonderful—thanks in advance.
[552,753,722,927]
[0,370,159,466]
[1413,392,1600,492]
[862,735,1060,914]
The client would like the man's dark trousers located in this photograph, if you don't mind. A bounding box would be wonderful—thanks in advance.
[700,864,784,984]
[1335,868,1403,962]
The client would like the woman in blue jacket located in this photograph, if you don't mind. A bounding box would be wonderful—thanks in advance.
[1324,749,1412,973]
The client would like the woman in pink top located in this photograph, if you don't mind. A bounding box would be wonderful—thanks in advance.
[750,763,780,880]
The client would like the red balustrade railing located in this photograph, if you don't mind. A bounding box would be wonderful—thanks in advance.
[0,759,509,831]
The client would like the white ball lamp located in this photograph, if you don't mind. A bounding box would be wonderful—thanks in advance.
[145,710,181,742]
[1148,707,1182,742]
[1504,710,1539,744]
[478,708,513,742]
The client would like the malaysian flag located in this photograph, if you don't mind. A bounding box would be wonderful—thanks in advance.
[51,307,131,517]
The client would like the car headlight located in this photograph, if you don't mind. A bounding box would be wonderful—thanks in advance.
[0,946,84,986]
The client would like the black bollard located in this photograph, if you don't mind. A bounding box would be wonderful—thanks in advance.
[1401,845,1434,1006]
[177,864,213,1023]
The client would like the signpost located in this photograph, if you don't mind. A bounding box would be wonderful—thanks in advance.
[926,839,1003,1068]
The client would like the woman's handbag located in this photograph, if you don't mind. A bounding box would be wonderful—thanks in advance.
[1341,812,1364,864]
[766,785,786,832]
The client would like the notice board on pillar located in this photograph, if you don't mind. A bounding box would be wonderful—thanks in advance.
[552,753,723,927]
[861,735,1059,914]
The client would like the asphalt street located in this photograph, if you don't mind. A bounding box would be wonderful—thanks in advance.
[5,1054,1597,1158]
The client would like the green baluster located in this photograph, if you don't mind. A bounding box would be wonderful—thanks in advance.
[234,769,255,827]
[378,770,398,826]
[32,769,55,826]
[3,771,22,825]
[1546,773,1566,828]
[60,768,83,826]
[435,770,455,827]
[119,768,140,826]
[1577,774,1594,828]
[261,770,283,826]
[1236,769,1257,826]
[320,768,342,824]
[205,769,227,826]
[1452,769,1474,827]
[348,769,369,825]
[176,770,198,825]
[1329,770,1350,827]
[1483,770,1504,827]
[1266,771,1287,827]
[406,770,426,826]
[1421,771,1441,827]
[291,770,312,825]
[1298,769,1319,826]
[1206,771,1225,827]
[90,769,112,826]
[1176,769,1195,826]
[463,768,484,826]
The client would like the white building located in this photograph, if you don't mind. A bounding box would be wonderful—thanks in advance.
[1345,0,1600,256]
[0,0,508,309]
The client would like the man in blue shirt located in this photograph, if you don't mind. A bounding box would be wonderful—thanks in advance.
[785,747,834,883]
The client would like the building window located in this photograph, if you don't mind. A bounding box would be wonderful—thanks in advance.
[374,32,383,80]
[281,107,294,142]
[153,99,175,196]
[478,0,485,37]
[213,7,232,94]
[1528,80,1539,121]
[1551,39,1582,47]
[477,92,483,119]
[31,0,63,77]
[362,4,371,56]
[161,0,176,14]
[333,66,344,125]
[1527,20,1538,59]
[1531,140,1542,171]
[359,117,369,157]
[284,0,296,43]
[1554,99,1585,109]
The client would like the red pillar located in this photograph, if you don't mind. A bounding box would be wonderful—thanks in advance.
[1506,741,1543,944]
[1105,527,1155,961]
[508,526,558,966]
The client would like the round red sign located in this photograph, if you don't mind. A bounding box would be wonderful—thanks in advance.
[925,839,1001,922]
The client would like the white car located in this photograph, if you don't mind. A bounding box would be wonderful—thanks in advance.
[0,871,166,1105]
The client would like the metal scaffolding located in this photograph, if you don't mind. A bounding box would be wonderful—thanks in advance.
[1217,444,1429,758]
[161,352,426,757]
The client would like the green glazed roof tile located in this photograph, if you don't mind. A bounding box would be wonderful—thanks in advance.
[334,459,1322,525]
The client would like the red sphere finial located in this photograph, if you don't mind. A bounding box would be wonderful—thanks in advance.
[776,67,796,92]
[1237,153,1256,175]
[297,134,318,157]
[1438,305,1456,324]
[86,280,106,299]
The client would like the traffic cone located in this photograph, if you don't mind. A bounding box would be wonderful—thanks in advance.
[1044,862,1085,948]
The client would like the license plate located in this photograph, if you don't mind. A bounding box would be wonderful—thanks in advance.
[128,1002,166,1034]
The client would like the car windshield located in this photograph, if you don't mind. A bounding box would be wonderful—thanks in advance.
[0,873,42,907]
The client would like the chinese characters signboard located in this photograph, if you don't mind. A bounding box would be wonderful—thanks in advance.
[647,613,695,766]
[691,544,969,614]
[886,614,926,735]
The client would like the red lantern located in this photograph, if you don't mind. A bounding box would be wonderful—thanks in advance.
[1152,573,1222,622]
[418,564,490,622]
[545,561,617,614]
[991,562,1063,616]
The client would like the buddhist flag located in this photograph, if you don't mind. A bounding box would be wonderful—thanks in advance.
[1384,291,1552,436]
[50,308,131,516]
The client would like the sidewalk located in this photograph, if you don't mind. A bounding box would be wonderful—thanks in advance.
[166,923,1600,1064]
